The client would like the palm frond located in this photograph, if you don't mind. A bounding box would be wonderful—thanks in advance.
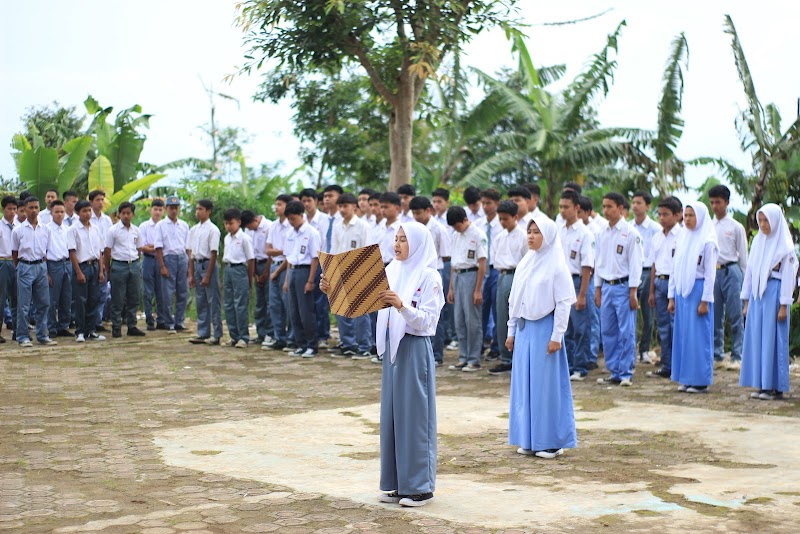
[688,156,752,197]
[473,69,543,130]
[456,149,529,188]
[656,33,689,163]
[537,64,567,87]
[559,138,628,169]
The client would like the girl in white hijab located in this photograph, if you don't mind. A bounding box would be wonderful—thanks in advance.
[740,204,798,400]
[668,201,719,393]
[507,214,577,459]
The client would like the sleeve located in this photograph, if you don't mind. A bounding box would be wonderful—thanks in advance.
[628,231,644,288]
[309,229,321,259]
[668,269,676,299]
[507,316,519,338]
[740,262,753,301]
[11,229,20,252]
[551,299,572,343]
[243,235,255,261]
[397,271,444,333]
[438,225,451,257]
[154,223,164,249]
[135,227,144,249]
[66,227,76,251]
[736,223,749,271]
[210,226,220,253]
[701,242,718,302]
[593,233,603,288]
[779,254,798,305]
[475,229,488,260]
[580,230,595,268]
[105,227,115,249]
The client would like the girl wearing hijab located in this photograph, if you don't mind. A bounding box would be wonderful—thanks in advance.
[740,204,798,400]
[668,201,719,393]
[507,214,577,459]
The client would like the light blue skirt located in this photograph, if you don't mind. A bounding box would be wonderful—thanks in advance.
[740,279,790,392]
[671,279,714,386]
[509,314,577,451]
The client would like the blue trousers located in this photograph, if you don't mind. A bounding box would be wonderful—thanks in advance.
[287,267,317,350]
[590,297,600,364]
[72,262,101,336]
[142,255,166,327]
[565,274,595,376]
[481,267,499,353]
[16,262,50,342]
[637,267,654,354]
[496,271,514,364]
[454,270,482,365]
[223,264,250,343]
[439,261,455,343]
[338,314,372,353]
[47,260,72,335]
[714,264,744,361]
[653,277,674,371]
[194,259,223,339]
[268,263,288,344]
[253,260,273,340]
[0,260,17,335]
[600,282,637,381]
[160,254,188,329]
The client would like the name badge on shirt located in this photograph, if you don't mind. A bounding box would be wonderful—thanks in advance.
[671,248,675,257]
[616,244,624,254]
[411,287,421,308]
[570,250,577,260]
[467,250,475,260]
[698,255,703,266]
[351,240,357,249]
[300,245,306,254]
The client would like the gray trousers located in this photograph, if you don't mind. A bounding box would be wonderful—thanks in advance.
[72,261,100,336]
[254,260,273,339]
[16,262,50,342]
[287,266,317,350]
[223,263,250,342]
[110,260,141,330]
[637,267,654,354]
[453,270,482,365]
[496,271,514,364]
[47,259,72,334]
[0,260,16,335]
[194,259,223,339]
[160,253,188,328]
[142,255,166,327]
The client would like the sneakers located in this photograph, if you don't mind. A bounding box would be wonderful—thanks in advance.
[341,348,357,357]
[596,377,621,385]
[112,329,122,338]
[516,447,535,456]
[463,364,481,372]
[686,386,708,394]
[168,327,177,334]
[377,491,403,504]
[639,352,653,364]
[569,372,586,382]
[352,351,372,360]
[205,337,221,345]
[484,351,500,361]
[759,390,783,401]
[38,337,58,346]
[449,362,468,371]
[289,348,305,357]
[301,348,318,358]
[677,384,688,392]
[87,333,106,341]
[127,327,146,337]
[534,448,564,459]
[445,341,459,351]
[647,368,671,379]
[620,378,633,387]
[263,340,285,350]
[398,493,434,507]
[371,355,383,364]
[326,343,344,353]
[318,340,329,350]
[726,360,742,371]
[283,344,298,353]
[189,337,209,345]
[234,339,248,349]
[488,363,513,375]
[75,333,85,343]
[435,361,443,367]
[19,339,33,347]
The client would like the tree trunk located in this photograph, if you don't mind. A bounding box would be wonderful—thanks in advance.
[388,76,415,192]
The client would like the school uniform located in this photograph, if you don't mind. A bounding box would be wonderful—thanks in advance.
[189,220,223,340]
[154,217,190,330]
[559,220,596,377]
[223,228,254,343]
[245,216,273,341]
[713,213,748,362]
[64,212,79,227]
[67,222,104,337]
[649,224,681,373]
[308,211,332,343]
[434,213,457,345]
[594,218,644,382]
[46,220,72,336]
[633,216,661,358]
[39,209,52,226]
[425,217,452,364]
[585,216,605,362]
[139,218,166,328]
[91,211,113,327]
[0,218,17,337]
[476,214,503,355]
[12,221,51,343]
[285,222,321,353]
[106,221,143,332]
[399,209,414,224]
[466,206,485,223]
[331,216,372,354]
[267,218,291,345]
[450,223,487,366]
[361,213,376,228]
[493,224,528,367]
[378,219,401,265]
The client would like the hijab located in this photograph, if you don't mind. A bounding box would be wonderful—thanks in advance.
[376,221,441,363]
[508,214,576,322]
[673,201,719,297]
[749,203,798,298]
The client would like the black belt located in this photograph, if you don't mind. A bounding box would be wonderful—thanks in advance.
[499,268,516,275]
[290,264,310,270]
[80,260,98,266]
[441,257,451,263]
[256,258,269,264]
[19,259,44,265]
[642,266,652,270]
[717,261,737,270]
[657,274,670,280]
[455,267,478,274]
[273,260,283,266]
[603,277,629,286]
[112,258,139,264]
[193,257,209,263]
[47,258,69,263]
[143,253,156,258]
[571,273,581,279]
[223,262,245,267]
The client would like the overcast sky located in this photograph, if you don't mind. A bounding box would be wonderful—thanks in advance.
[2,0,798,208]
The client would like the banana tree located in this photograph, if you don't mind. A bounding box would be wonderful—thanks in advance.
[11,132,93,200]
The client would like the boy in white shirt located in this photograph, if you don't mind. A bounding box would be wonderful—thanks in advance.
[46,200,73,338]
[139,199,166,330]
[476,188,503,360]
[38,188,59,225]
[0,196,17,342]
[242,210,273,345]
[301,188,331,348]
[631,190,661,364]
[397,184,416,223]
[67,200,106,343]
[187,199,223,345]
[432,188,457,350]
[88,190,113,331]
[104,202,145,338]
[358,188,377,227]
[264,194,294,351]
[154,196,190,334]
[222,208,255,348]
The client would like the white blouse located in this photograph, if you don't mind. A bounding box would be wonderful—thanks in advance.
[397,269,444,337]
[668,241,718,302]
[741,252,797,306]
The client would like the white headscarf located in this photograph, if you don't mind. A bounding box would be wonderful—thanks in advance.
[508,214,576,322]
[377,221,441,363]
[673,201,719,297]
[749,203,798,298]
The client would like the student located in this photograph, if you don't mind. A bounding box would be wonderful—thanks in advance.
[431,188,457,352]
[104,202,145,338]
[331,193,373,358]
[264,194,293,350]
[283,200,321,357]
[67,200,105,342]
[155,196,190,334]
[242,210,273,345]
[358,188,377,227]
[521,183,545,219]
[507,214,577,459]
[62,190,79,227]
[377,192,402,266]
[369,191,384,230]
[431,188,451,229]
[488,200,527,375]
[594,192,643,387]
[555,182,583,228]
[447,206,487,372]
[367,190,387,356]
[577,195,601,368]
[739,204,797,400]
[669,201,718,394]
[38,188,59,225]
[89,190,113,331]
[0,196,17,342]
[46,200,73,338]
[397,184,416,223]
[319,185,343,346]
[187,199,223,345]
[708,185,748,370]
[301,188,331,348]
[139,199,167,330]
[222,208,254,348]
[476,189,503,360]
[410,195,451,365]
[11,197,55,347]
[646,197,682,379]
[463,186,484,222]
[631,190,661,364]
[321,185,344,252]
[558,190,596,381]
[508,187,532,225]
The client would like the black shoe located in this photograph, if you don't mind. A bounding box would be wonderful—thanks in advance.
[587,362,599,370]
[488,362,512,375]
[0,335,5,344]
[264,340,286,350]
[95,325,108,333]
[127,327,146,337]
[146,324,156,331]
[112,329,122,338]
[189,336,209,344]
[648,368,671,378]
[57,329,73,337]
[175,325,187,332]
[253,336,264,345]
[485,351,500,361]
[156,324,169,330]
[398,492,434,507]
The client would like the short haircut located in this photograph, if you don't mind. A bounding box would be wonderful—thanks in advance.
[622,197,630,210]
[368,191,382,202]
[578,195,593,213]
[300,188,318,200]
[397,184,416,197]
[88,189,105,201]
[673,196,683,209]
[633,190,653,205]
[46,188,59,195]
[196,199,213,211]
[276,194,294,204]
[19,191,31,201]
[223,208,242,221]
[480,188,501,202]
[50,199,65,208]
[708,184,731,201]
[337,193,358,205]
[75,199,91,212]
[497,200,518,217]
[151,198,165,208]
[463,186,481,205]
[409,196,432,211]
[323,184,344,195]
[379,192,401,206]
[240,209,257,226]
[507,186,531,200]
[432,187,450,201]
[359,188,377,197]
[603,192,626,207]
[446,206,468,225]
[118,201,135,214]
[563,181,583,195]
[523,182,541,197]
[284,200,305,216]
[25,196,40,206]
[560,190,581,206]
[317,192,325,202]
[1,196,18,208]
[657,197,681,215]
[62,190,78,200]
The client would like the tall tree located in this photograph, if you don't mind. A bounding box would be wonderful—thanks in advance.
[234,0,519,190]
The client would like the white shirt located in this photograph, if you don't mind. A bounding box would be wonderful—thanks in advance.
[399,210,415,224]
[90,211,113,238]
[451,224,488,270]
[0,218,15,258]
[154,217,189,256]
[187,220,220,260]
[361,213,377,228]
[741,252,797,306]
[46,221,70,261]
[423,218,451,270]
[397,269,445,337]
[433,212,452,234]
[650,225,682,276]
[223,229,255,264]
[67,222,104,263]
[559,220,595,275]
[320,212,343,254]
[139,218,160,254]
[713,214,748,269]
[246,216,271,260]
[493,225,527,270]
[306,211,329,254]
[106,221,143,261]
[64,212,79,227]
[466,205,485,222]
[668,242,718,302]
[285,222,321,265]
[508,300,572,343]
[594,218,644,289]
[39,209,52,226]
[378,219,401,264]
[331,216,371,255]
[11,220,50,261]
[266,218,291,262]
[475,214,503,267]
[633,216,661,268]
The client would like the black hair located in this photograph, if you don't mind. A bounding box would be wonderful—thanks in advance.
[673,196,683,209]
[603,192,626,207]
[577,195,593,213]
[75,199,91,212]
[632,190,653,205]
[300,188,318,200]
[522,182,541,197]
[368,191,382,202]
[276,194,294,204]
[240,210,257,226]
[563,181,583,195]
[46,188,59,196]
[507,186,531,200]
[25,196,40,206]
[358,188,377,197]
[196,199,213,211]
[1,196,18,208]
[379,192,401,207]
[151,198,165,208]
[480,188,501,202]
[622,197,630,210]
[323,184,344,195]
[317,192,325,202]
[118,201,135,214]
[463,186,481,205]
[409,196,432,211]
[223,208,242,222]
[285,200,305,216]
[446,206,468,226]
[708,184,731,202]
[88,189,105,201]
[432,187,450,201]
[497,200,518,217]
[49,199,65,208]
[19,191,31,201]
[657,197,681,215]
[337,193,358,205]
[396,184,416,197]
[62,190,78,200]
[560,190,581,206]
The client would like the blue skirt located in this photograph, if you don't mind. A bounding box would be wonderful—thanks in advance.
[509,314,577,451]
[671,279,714,386]
[740,279,790,392]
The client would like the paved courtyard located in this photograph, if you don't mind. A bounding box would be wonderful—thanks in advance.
[2,324,799,533]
